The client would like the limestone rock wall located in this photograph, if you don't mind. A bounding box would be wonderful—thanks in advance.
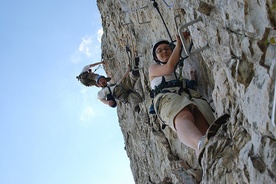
[97,0,276,183]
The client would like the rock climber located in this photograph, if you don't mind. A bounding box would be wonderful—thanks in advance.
[148,34,229,165]
[97,58,143,112]
[76,61,111,87]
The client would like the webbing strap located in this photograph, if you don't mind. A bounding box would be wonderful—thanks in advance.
[107,85,112,95]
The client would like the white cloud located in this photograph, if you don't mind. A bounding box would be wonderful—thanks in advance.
[97,28,103,43]
[80,106,96,123]
[78,87,101,125]
[71,34,102,64]
[70,36,93,64]
[78,36,93,57]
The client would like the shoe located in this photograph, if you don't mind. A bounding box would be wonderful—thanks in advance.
[197,135,208,167]
[207,114,230,140]
[197,114,230,167]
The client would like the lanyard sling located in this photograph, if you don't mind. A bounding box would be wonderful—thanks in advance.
[106,85,117,108]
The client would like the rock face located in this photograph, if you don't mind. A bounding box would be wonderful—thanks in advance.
[97,0,276,183]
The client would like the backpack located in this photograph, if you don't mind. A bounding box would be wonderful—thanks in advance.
[76,72,98,87]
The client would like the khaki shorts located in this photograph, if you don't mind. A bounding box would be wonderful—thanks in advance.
[153,88,215,132]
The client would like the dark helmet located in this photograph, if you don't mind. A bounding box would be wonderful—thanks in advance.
[96,75,106,85]
[152,40,175,64]
[96,75,111,86]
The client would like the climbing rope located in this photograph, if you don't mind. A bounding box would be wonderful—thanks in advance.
[150,0,196,79]
[93,64,101,73]
[150,0,173,42]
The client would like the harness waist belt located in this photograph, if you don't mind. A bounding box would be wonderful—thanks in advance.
[153,80,183,96]
[165,80,183,88]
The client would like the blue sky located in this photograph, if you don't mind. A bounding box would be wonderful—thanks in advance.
[0,0,134,184]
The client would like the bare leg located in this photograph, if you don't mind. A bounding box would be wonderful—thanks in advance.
[174,107,203,155]
[193,107,209,135]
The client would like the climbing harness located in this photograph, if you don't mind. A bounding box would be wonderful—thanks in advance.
[105,82,132,107]
[149,76,199,129]
[149,77,185,129]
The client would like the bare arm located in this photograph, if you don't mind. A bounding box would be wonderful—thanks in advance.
[89,61,105,68]
[99,99,115,107]
[149,35,182,81]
